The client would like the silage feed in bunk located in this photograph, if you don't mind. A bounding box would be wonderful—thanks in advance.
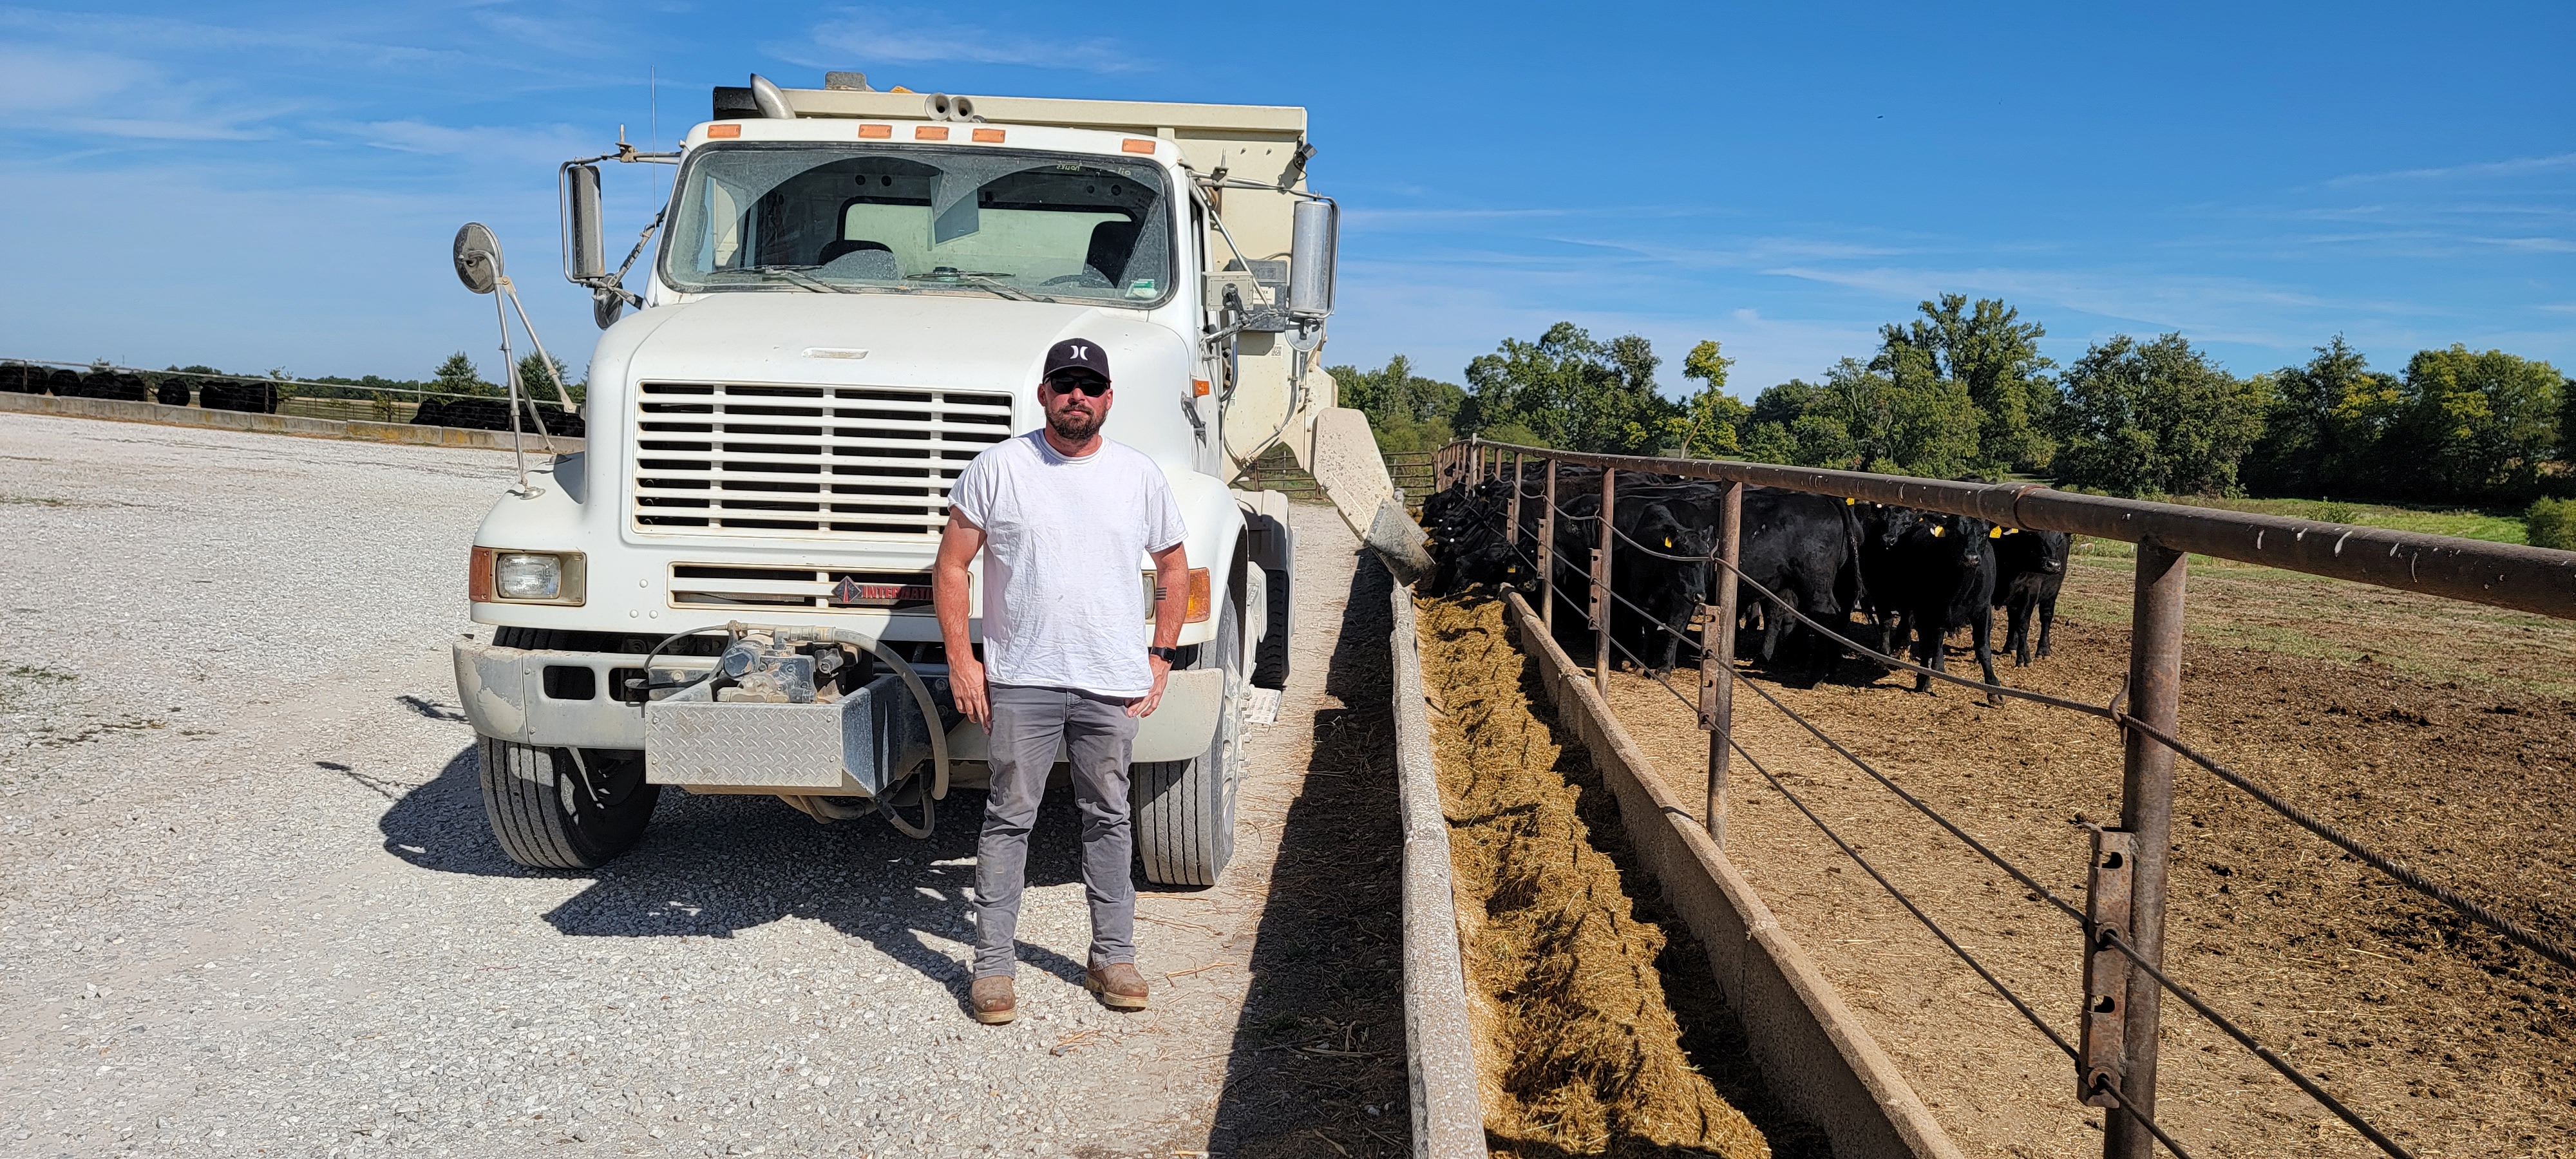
[1417,594,1772,1159]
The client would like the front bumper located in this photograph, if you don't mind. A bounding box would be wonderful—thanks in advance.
[451,641,1225,777]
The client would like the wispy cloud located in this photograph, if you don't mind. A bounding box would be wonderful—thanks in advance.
[0,46,288,140]
[335,120,601,166]
[0,7,476,70]
[775,8,1145,74]
[2325,153,2576,187]
[1757,263,2373,348]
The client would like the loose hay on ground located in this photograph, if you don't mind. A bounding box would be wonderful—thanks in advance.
[1417,594,1817,1158]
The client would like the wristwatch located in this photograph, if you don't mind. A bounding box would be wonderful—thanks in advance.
[1147,646,1180,664]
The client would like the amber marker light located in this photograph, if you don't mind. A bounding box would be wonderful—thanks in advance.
[972,127,1005,143]
[1192,378,1211,397]
[1185,568,1212,623]
[706,124,741,138]
[469,546,496,603]
[1121,138,1156,154]
[858,124,892,138]
[916,125,950,140]
[1141,567,1217,623]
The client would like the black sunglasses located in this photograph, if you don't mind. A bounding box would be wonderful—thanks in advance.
[1044,376,1110,397]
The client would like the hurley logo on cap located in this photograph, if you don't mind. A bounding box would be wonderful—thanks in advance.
[1042,338,1113,382]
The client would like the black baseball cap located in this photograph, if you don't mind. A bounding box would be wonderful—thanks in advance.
[1041,338,1111,383]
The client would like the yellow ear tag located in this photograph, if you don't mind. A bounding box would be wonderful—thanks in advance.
[1989,526,2004,538]
[1845,496,1857,505]
[1663,537,1673,548]
[1931,525,1946,538]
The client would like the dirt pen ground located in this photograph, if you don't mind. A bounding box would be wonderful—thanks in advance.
[1585,543,2576,1158]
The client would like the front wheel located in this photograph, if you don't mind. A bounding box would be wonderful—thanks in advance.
[478,739,659,869]
[1132,596,1245,886]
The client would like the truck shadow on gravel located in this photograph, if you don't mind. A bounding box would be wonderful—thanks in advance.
[377,746,1134,1002]
[1206,553,1410,1158]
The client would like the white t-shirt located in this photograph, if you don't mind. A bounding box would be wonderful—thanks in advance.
[948,431,1189,697]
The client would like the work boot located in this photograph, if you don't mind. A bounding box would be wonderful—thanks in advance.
[1085,963,1149,1011]
[969,975,1016,1025]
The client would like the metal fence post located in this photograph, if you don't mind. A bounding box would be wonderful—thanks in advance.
[1700,481,1743,842]
[1506,451,1524,577]
[1540,460,1558,635]
[1593,467,1616,699]
[2107,540,2187,1159]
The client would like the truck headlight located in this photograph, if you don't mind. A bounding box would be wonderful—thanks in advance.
[498,553,563,599]
[471,547,587,605]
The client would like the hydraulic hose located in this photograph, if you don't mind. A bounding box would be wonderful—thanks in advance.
[816,629,951,806]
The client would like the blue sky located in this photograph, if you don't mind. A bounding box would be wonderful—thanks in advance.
[1,2,2569,397]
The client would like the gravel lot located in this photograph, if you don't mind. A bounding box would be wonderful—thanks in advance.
[0,414,1396,1158]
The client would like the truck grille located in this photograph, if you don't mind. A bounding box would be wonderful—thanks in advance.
[669,563,936,612]
[631,381,1016,536]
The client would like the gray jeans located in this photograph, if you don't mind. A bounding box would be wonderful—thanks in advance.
[971,683,1139,978]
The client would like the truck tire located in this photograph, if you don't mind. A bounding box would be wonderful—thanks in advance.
[1253,563,1291,690]
[478,627,661,869]
[1131,596,1245,886]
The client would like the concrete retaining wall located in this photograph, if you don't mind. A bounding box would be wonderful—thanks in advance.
[1387,566,1490,1159]
[1499,589,1964,1159]
[0,390,584,455]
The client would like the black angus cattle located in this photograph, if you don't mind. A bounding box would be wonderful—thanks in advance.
[76,370,147,402]
[1718,487,1866,685]
[1422,477,1516,596]
[1627,484,1862,684]
[1873,509,2002,700]
[1989,527,2069,665]
[1616,496,1715,674]
[407,394,582,436]
[1528,476,1691,666]
[1423,463,1596,599]
[1419,470,1863,684]
[200,378,278,413]
[1551,480,1861,683]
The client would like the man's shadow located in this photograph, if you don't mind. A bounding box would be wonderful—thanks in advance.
[374,745,1110,997]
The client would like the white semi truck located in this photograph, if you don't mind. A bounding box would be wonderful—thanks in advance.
[448,75,1428,886]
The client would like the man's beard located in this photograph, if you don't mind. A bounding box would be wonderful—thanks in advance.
[1046,406,1101,441]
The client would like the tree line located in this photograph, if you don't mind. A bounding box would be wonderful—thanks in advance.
[1329,296,2573,516]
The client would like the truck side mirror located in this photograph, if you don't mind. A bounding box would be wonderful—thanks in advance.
[562,163,606,284]
[453,222,502,294]
[1288,199,1338,321]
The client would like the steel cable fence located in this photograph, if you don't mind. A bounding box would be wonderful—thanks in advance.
[1436,474,2443,1157]
[1455,477,2576,978]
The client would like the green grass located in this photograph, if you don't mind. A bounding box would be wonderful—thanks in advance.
[2066,494,2531,575]
[2126,495,2528,545]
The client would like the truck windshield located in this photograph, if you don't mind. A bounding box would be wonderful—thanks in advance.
[662,143,1176,305]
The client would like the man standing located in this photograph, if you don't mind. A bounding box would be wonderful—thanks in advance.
[934,337,1189,1026]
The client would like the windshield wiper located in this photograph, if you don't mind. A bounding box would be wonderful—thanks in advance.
[902,269,1054,304]
[734,265,858,294]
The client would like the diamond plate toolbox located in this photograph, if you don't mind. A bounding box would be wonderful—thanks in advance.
[644,700,848,787]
